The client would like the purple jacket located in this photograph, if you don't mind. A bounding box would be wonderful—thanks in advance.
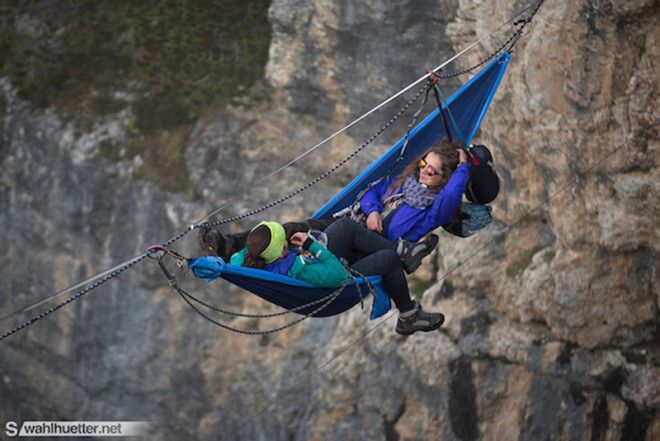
[359,164,469,242]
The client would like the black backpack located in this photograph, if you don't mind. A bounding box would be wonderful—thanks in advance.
[465,144,500,204]
[442,144,499,238]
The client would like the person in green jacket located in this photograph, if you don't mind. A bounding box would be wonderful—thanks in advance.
[230,221,348,288]
[231,218,445,335]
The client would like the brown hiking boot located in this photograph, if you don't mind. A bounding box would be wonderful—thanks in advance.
[199,227,236,260]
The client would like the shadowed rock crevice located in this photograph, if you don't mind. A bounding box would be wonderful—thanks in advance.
[383,398,405,441]
[448,356,478,441]
[621,401,653,441]
[601,367,625,396]
[590,395,609,441]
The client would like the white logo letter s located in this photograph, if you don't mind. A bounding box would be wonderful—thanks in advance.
[5,421,18,437]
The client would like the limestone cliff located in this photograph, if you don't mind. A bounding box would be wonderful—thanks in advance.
[1,1,657,440]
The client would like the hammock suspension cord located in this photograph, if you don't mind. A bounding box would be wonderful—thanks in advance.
[154,252,375,321]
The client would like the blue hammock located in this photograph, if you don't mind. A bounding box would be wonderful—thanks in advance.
[189,53,510,319]
[189,256,391,319]
[314,52,510,219]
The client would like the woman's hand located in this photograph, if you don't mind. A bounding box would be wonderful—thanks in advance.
[366,211,383,233]
[457,148,468,165]
[289,232,309,247]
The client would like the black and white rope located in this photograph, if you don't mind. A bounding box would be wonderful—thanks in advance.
[0,254,149,341]
[202,83,429,229]
[438,0,544,79]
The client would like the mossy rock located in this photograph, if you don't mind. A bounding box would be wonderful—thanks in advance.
[2,1,271,194]
[408,275,436,298]
[1,0,272,133]
[506,245,544,278]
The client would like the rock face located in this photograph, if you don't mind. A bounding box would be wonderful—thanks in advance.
[1,1,657,440]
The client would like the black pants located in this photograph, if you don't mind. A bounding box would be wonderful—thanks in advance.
[324,217,415,312]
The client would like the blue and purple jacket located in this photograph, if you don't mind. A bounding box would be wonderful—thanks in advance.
[359,164,469,242]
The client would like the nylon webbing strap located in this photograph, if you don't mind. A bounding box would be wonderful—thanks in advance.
[394,79,438,166]
[432,83,454,143]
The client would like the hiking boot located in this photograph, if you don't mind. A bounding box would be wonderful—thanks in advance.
[396,234,439,274]
[199,227,236,260]
[395,302,445,335]
[199,226,218,256]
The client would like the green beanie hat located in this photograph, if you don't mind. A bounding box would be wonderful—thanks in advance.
[252,221,286,264]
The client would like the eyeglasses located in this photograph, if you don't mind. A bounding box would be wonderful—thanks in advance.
[418,158,439,176]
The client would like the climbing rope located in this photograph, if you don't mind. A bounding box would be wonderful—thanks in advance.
[201,83,430,230]
[179,286,344,319]
[438,0,545,79]
[0,254,148,341]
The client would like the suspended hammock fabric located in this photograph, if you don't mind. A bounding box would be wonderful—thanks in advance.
[188,256,391,319]
[314,52,510,219]
[190,53,510,319]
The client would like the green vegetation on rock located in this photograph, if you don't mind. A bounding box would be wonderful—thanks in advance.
[505,245,544,278]
[132,126,197,194]
[1,0,271,191]
[408,275,436,298]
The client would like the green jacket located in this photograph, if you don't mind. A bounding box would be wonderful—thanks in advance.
[230,241,349,288]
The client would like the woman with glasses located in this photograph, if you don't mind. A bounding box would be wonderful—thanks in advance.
[359,137,469,244]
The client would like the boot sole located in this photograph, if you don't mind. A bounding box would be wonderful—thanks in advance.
[395,316,445,335]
